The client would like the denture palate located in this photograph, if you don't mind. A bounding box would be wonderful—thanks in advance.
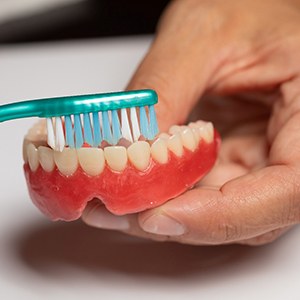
[24,121,215,176]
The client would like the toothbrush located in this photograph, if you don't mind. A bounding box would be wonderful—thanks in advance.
[0,89,159,151]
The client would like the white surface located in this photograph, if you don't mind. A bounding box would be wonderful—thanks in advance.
[0,36,300,300]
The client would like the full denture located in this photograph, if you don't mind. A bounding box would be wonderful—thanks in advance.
[23,120,220,221]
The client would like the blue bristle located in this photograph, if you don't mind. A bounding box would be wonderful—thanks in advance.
[102,111,113,144]
[83,113,94,146]
[64,115,74,148]
[139,106,149,139]
[111,110,121,145]
[149,105,159,139]
[74,114,84,148]
[92,112,102,147]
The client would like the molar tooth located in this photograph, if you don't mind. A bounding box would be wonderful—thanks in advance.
[78,148,105,176]
[127,141,151,171]
[38,146,55,172]
[199,122,214,143]
[27,143,39,171]
[188,122,198,129]
[104,146,128,172]
[151,138,169,164]
[181,128,197,151]
[54,148,78,176]
[167,133,183,157]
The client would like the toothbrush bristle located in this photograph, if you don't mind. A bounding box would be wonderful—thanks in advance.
[46,105,159,151]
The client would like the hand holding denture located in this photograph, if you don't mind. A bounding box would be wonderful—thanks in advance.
[82,0,300,246]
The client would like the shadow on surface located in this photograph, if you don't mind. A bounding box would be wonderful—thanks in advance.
[11,219,277,280]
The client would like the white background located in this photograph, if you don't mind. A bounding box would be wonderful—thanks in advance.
[0,36,300,300]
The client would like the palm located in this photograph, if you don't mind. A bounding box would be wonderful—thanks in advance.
[192,93,272,188]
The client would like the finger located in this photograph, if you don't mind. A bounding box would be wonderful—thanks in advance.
[237,226,292,246]
[126,1,223,131]
[137,164,300,245]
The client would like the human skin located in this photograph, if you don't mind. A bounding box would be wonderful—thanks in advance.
[82,0,300,245]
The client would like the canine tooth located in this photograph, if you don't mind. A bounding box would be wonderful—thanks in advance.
[38,146,55,172]
[167,133,183,157]
[54,148,78,176]
[127,141,151,171]
[199,122,214,143]
[77,148,105,176]
[151,138,169,164]
[181,128,197,151]
[27,143,39,171]
[104,146,128,172]
[169,125,181,135]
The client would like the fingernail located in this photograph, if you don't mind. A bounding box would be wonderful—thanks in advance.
[142,214,185,236]
[82,205,130,230]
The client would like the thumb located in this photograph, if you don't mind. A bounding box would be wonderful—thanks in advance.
[126,4,221,131]
[138,165,300,244]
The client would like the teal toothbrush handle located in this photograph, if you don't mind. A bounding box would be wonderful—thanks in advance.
[0,90,158,122]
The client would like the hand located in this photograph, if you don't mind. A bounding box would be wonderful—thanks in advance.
[82,0,300,245]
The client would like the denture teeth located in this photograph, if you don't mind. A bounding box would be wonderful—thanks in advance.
[158,132,170,140]
[23,140,29,163]
[191,128,201,144]
[168,125,182,135]
[151,138,169,164]
[167,133,184,157]
[77,148,105,176]
[104,146,128,172]
[54,148,78,176]
[38,146,55,172]
[199,122,214,143]
[181,128,197,152]
[27,143,39,172]
[127,141,151,171]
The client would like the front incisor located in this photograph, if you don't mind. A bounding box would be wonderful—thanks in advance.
[127,141,151,171]
[54,148,78,176]
[27,143,39,171]
[151,138,169,164]
[38,146,55,172]
[77,148,105,176]
[104,146,128,172]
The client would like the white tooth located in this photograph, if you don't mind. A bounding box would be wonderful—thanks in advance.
[27,143,39,171]
[77,148,105,176]
[54,148,78,176]
[192,128,201,144]
[23,140,29,163]
[151,138,169,164]
[167,133,183,157]
[158,132,170,140]
[127,141,151,171]
[181,128,197,151]
[104,146,128,172]
[38,146,55,172]
[169,125,181,135]
[196,120,207,127]
[188,122,198,129]
[199,122,214,143]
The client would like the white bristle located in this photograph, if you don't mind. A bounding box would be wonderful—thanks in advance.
[46,118,55,150]
[121,108,133,142]
[55,117,65,151]
[130,107,141,141]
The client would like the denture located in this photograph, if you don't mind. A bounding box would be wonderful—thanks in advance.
[23,120,220,221]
